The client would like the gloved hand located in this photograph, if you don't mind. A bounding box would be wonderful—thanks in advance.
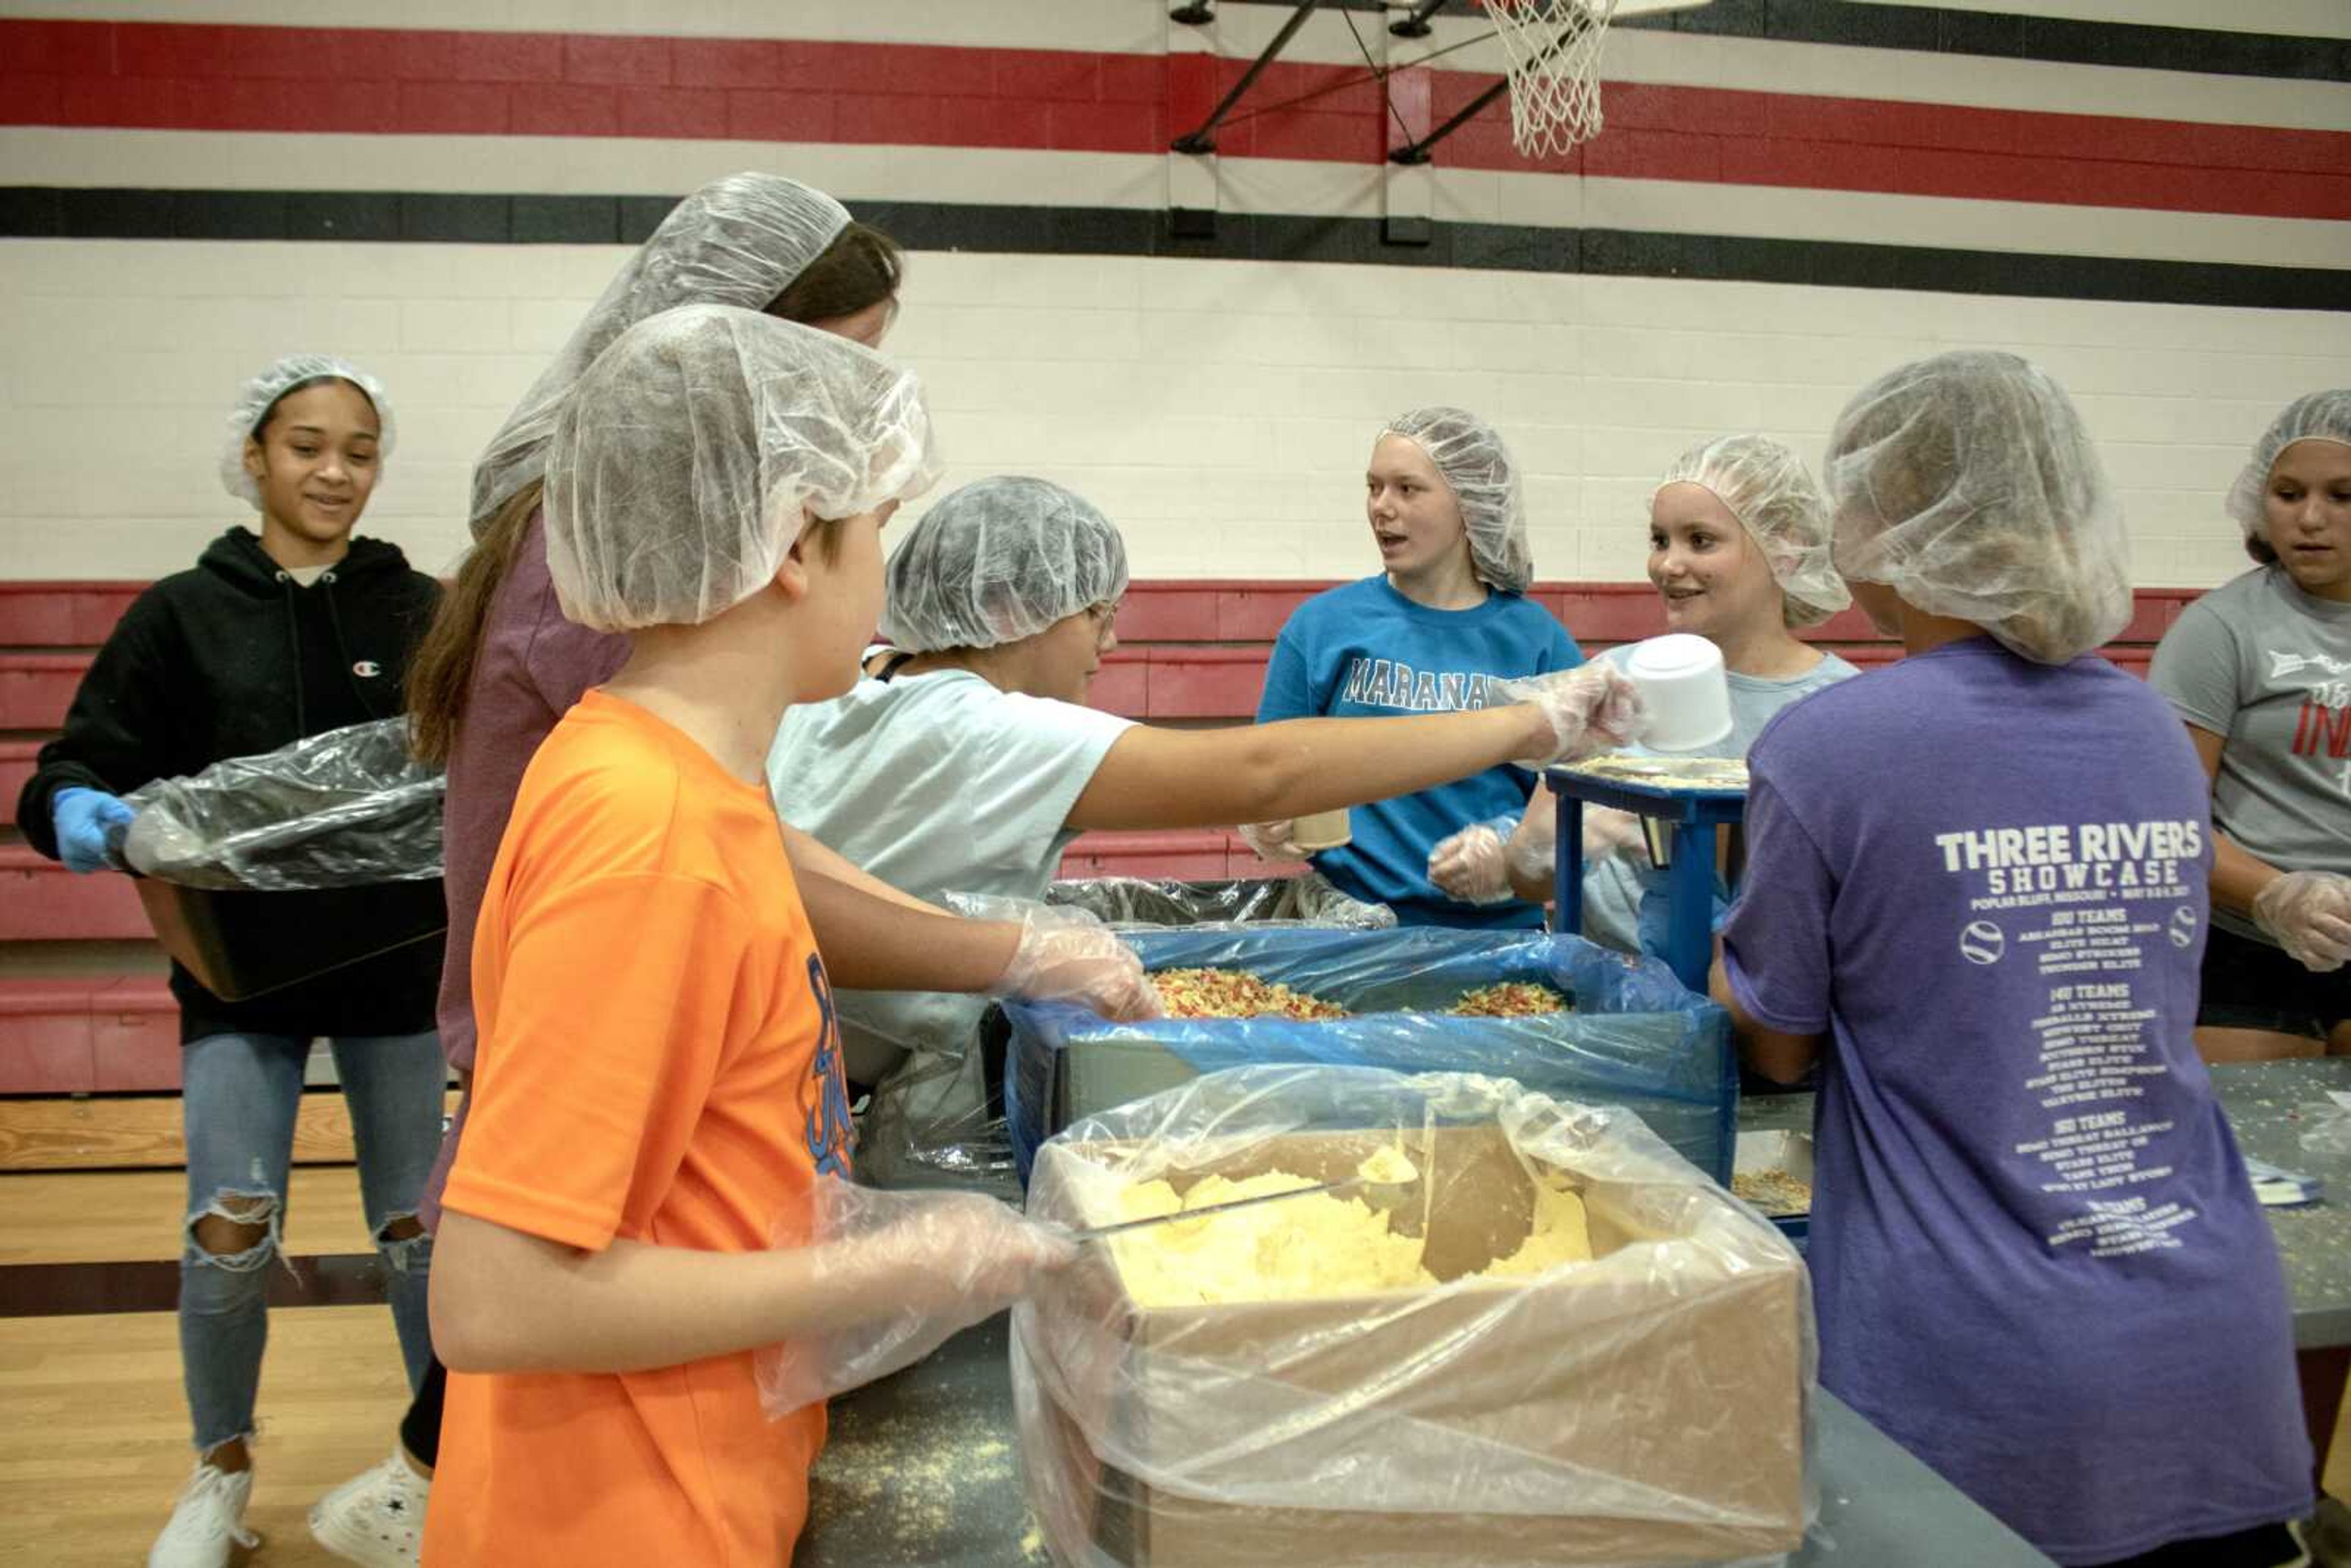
[756,1180,1076,1415]
[1498,665,1647,767]
[2253,871,2351,973]
[1583,805,1644,861]
[961,896,1161,1022]
[51,787,134,875]
[1238,820,1308,862]
[1428,819,1516,905]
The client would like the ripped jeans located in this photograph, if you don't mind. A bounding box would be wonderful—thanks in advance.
[180,1029,444,1454]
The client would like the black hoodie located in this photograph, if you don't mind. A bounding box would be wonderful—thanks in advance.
[19,527,444,1044]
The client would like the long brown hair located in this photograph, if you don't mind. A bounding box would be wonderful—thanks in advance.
[404,217,904,763]
[407,477,543,765]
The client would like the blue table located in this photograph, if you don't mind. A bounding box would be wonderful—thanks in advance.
[1547,765,1747,994]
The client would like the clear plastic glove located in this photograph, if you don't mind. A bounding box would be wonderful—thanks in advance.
[1498,664,1647,767]
[2253,871,2351,973]
[1583,805,1644,861]
[1428,819,1515,905]
[52,787,133,875]
[755,1179,1076,1416]
[1237,820,1307,862]
[958,895,1161,1022]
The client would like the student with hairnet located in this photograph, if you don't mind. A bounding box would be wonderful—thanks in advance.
[15,357,444,1568]
[2150,390,2351,1063]
[770,473,1644,1189]
[424,308,1158,1566]
[1426,435,1859,951]
[1713,351,2311,1568]
[1245,408,1583,928]
[354,175,909,1564]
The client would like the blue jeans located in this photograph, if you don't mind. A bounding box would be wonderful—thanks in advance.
[179,1030,444,1454]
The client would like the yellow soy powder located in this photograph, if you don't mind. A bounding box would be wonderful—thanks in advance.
[1108,1172,1435,1307]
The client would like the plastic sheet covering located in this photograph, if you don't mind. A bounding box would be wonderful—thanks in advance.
[1045,872,1395,931]
[121,718,443,891]
[849,882,1393,1200]
[1003,927,1731,1187]
[1015,1065,1817,1568]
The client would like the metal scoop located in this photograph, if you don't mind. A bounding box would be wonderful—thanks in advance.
[1068,1172,1415,1244]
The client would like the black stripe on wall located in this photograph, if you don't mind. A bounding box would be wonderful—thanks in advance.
[2,187,2343,313]
[1237,0,2351,84]
[0,1253,386,1318]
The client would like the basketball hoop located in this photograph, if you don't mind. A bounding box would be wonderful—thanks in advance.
[1480,0,1619,159]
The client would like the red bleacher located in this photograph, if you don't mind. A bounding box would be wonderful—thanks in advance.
[0,578,2197,1093]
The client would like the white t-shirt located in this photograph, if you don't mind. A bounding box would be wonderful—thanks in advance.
[767,669,1134,1084]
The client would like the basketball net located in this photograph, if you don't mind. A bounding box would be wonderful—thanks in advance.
[1481,0,1621,159]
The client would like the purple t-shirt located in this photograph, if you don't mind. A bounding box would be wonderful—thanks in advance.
[1721,638,2309,1566]
[421,509,627,1226]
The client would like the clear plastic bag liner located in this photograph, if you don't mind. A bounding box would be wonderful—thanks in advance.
[122,718,443,891]
[1003,928,1731,1188]
[1046,873,1397,931]
[1016,1065,1817,1568]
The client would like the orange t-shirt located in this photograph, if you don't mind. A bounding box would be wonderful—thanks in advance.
[424,690,854,1568]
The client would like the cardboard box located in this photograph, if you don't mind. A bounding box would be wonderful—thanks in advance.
[1020,1125,1809,1566]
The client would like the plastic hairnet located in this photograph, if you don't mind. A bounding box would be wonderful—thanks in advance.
[1655,435,1850,629]
[219,356,394,509]
[1382,407,1534,594]
[470,172,853,534]
[879,476,1130,652]
[544,304,942,633]
[2226,390,2351,540]
[1825,350,2130,666]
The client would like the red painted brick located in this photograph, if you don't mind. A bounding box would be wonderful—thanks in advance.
[0,19,115,76]
[1098,51,1161,105]
[397,77,508,134]
[313,77,402,135]
[994,50,1099,103]
[1250,107,1376,164]
[673,35,782,91]
[1047,97,1161,154]
[220,24,357,80]
[116,21,238,78]
[1584,125,1721,183]
[939,94,1053,150]
[1766,94,1944,150]
[834,92,943,146]
[0,72,62,122]
[512,81,618,137]
[1164,51,1217,132]
[379,28,459,81]
[797,42,963,97]
[187,74,303,131]
[451,30,564,84]
[564,32,669,87]
[60,73,190,129]
[1931,103,2022,156]
[726,88,833,143]
[618,84,728,140]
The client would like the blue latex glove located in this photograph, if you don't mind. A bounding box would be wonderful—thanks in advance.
[52,787,133,874]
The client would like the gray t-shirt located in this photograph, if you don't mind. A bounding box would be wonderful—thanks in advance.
[768,669,1134,1084]
[2149,565,2351,943]
[1579,645,1862,951]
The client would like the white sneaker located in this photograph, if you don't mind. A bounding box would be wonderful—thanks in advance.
[147,1460,259,1568]
[307,1448,429,1567]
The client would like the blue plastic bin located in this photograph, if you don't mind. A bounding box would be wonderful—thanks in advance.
[1004,926,1733,1187]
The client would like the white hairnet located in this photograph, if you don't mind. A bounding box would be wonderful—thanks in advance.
[1382,407,1533,593]
[219,355,394,508]
[470,172,853,534]
[879,476,1129,652]
[1826,351,2130,666]
[544,304,942,633]
[1655,435,1850,628]
[2226,389,2351,541]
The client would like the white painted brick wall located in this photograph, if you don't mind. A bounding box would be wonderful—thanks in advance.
[2,239,2346,590]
